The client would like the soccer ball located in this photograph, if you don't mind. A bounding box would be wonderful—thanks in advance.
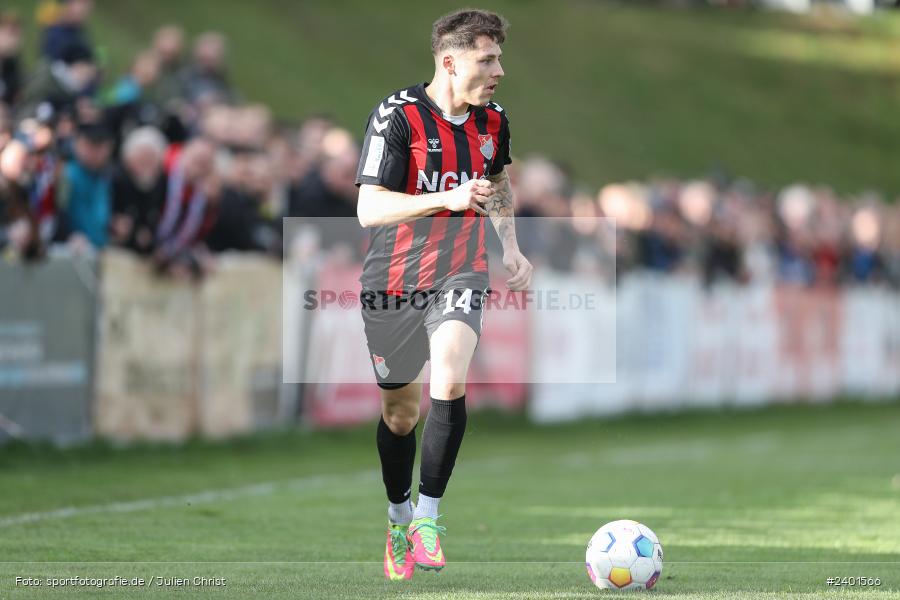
[585,519,663,591]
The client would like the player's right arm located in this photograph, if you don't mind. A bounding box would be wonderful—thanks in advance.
[355,93,491,227]
[357,180,491,227]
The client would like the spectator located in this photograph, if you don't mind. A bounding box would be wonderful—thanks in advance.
[512,156,572,266]
[290,115,334,184]
[0,103,11,149]
[775,184,816,286]
[810,188,843,286]
[153,136,218,276]
[103,50,163,151]
[180,32,236,105]
[40,0,93,63]
[263,126,293,218]
[0,11,23,106]
[882,204,900,288]
[637,190,685,274]
[737,191,778,284]
[287,127,361,256]
[110,126,167,254]
[16,42,97,121]
[677,180,742,285]
[703,201,741,285]
[568,189,612,277]
[288,127,358,219]
[148,25,186,110]
[0,177,38,258]
[207,149,279,254]
[106,50,160,107]
[55,120,113,250]
[845,201,885,284]
[597,182,651,277]
[677,180,715,278]
[20,115,61,246]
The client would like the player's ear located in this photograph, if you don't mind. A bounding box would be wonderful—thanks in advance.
[441,53,455,76]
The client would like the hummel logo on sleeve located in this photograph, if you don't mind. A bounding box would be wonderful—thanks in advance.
[372,90,418,135]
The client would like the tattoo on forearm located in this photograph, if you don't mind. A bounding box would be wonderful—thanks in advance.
[486,173,516,246]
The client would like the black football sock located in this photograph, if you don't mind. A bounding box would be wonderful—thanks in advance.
[418,396,467,500]
[376,417,417,505]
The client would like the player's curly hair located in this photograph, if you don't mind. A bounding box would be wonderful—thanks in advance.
[431,9,508,55]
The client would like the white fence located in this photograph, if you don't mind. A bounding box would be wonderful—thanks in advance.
[530,273,899,423]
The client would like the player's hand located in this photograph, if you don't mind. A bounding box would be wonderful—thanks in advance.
[503,248,533,291]
[442,179,492,215]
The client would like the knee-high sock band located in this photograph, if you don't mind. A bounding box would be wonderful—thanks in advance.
[418,396,467,499]
[376,417,416,504]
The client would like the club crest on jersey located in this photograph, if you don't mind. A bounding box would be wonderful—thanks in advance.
[372,354,390,378]
[478,134,494,160]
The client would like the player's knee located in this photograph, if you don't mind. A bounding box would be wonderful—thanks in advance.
[384,412,418,436]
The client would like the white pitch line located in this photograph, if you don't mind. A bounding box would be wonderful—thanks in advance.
[0,469,379,529]
[0,453,524,530]
[0,430,817,531]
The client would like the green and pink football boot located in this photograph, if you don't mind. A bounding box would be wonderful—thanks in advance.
[407,516,446,571]
[383,522,414,581]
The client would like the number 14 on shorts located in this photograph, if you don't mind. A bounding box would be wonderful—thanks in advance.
[442,288,480,315]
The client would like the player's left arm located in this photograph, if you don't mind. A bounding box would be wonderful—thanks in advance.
[486,168,532,291]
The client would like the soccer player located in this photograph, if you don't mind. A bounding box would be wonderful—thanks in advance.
[354,8,532,580]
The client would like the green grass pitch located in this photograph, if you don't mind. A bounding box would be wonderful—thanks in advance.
[0,400,898,599]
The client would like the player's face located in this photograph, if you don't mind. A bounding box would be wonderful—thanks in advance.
[453,36,504,106]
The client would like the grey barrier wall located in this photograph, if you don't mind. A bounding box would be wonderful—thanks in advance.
[0,256,97,445]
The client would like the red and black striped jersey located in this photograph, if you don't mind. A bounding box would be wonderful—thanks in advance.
[355,82,511,292]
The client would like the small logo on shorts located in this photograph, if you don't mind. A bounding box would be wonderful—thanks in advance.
[372,354,390,378]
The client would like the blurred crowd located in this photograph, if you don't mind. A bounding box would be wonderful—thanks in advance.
[511,156,900,287]
[0,0,360,278]
[1,1,897,288]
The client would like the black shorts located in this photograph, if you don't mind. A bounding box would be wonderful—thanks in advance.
[360,271,490,389]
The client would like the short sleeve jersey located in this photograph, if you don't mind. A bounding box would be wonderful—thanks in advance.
[355,82,511,292]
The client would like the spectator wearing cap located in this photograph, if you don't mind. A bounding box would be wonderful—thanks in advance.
[40,0,93,63]
[55,120,113,249]
[110,126,167,255]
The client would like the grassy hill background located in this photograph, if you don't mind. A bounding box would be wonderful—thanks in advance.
[7,0,900,196]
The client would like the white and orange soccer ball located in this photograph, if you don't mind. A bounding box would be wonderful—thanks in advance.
[585,519,663,591]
